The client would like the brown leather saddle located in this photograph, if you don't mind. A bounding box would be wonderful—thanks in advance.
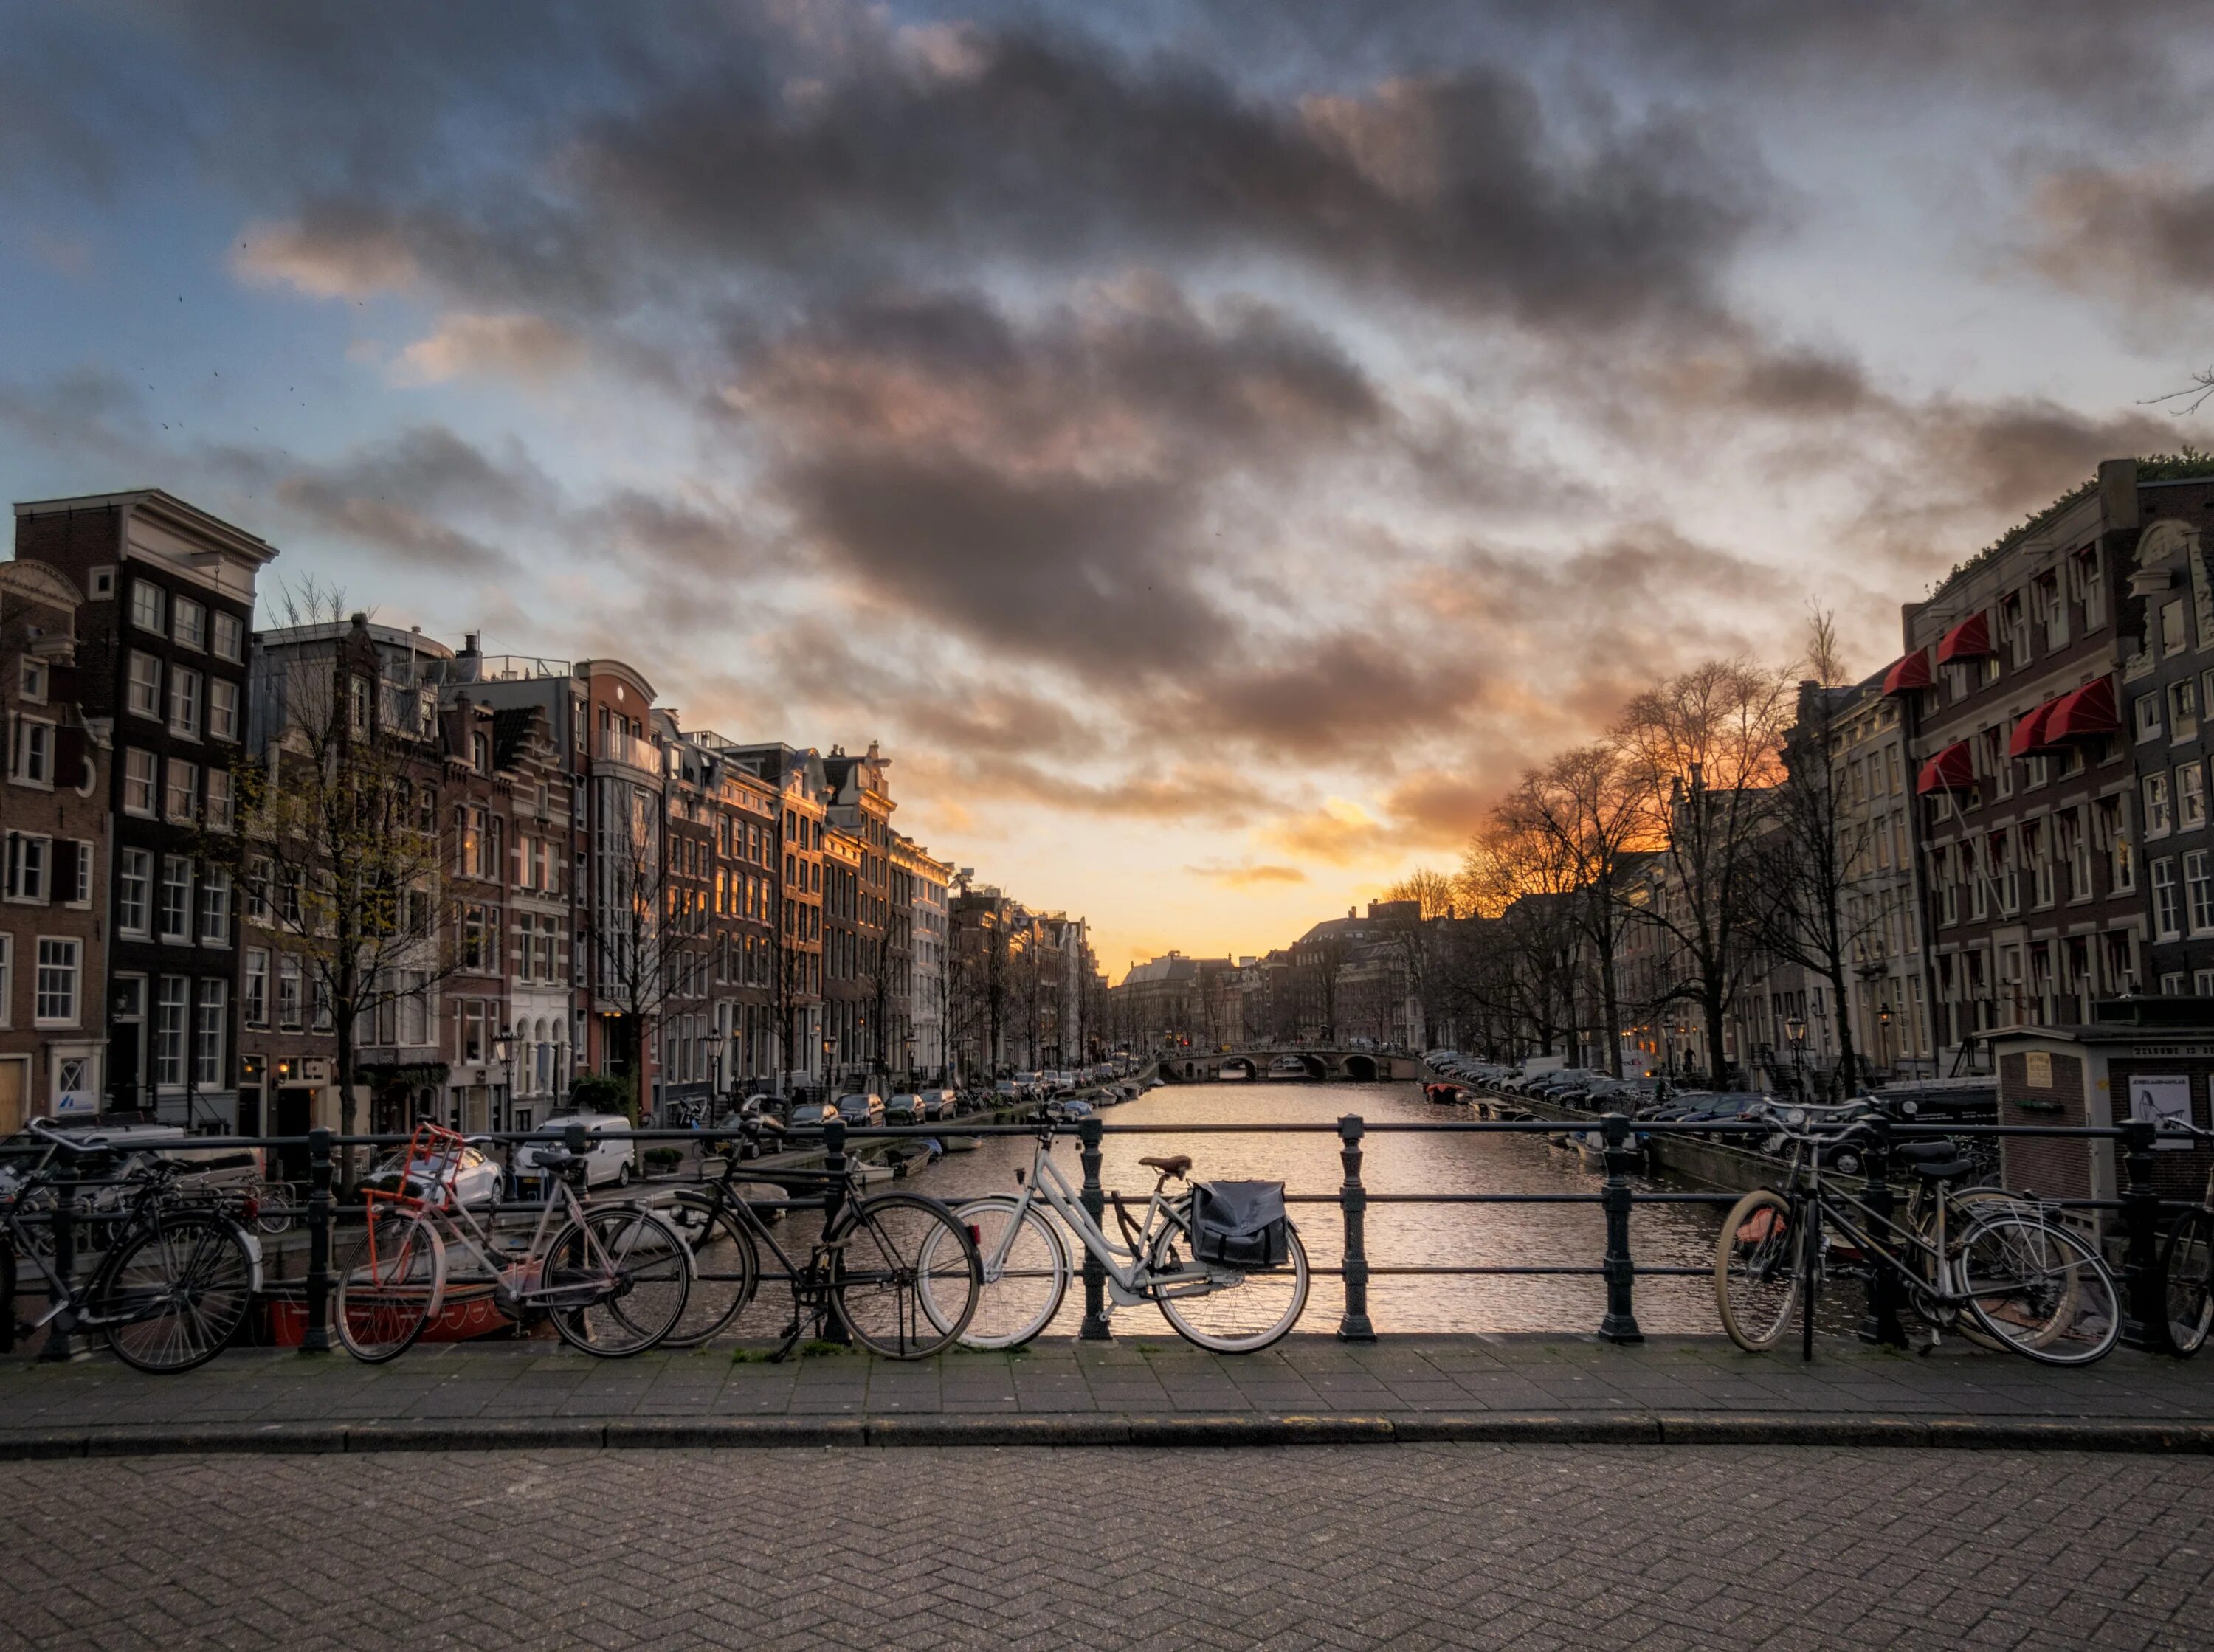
[1139,1154,1193,1181]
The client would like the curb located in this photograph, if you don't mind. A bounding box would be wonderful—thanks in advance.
[5,1411,2214,1460]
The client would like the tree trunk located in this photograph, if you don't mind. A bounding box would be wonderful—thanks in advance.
[1825,957,1858,1100]
[1704,984,1729,1088]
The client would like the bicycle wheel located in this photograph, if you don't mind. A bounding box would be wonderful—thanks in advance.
[661,1195,760,1349]
[2164,1209,2214,1357]
[1714,1189,1799,1352]
[545,1206,692,1357]
[256,1181,297,1237]
[1147,1213,1309,1353]
[96,1212,256,1374]
[1960,1214,2120,1366]
[333,1212,446,1364]
[830,1192,977,1358]
[934,1196,1068,1349]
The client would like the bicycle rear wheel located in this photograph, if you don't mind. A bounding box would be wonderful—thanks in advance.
[661,1195,760,1348]
[934,1196,1068,1349]
[1715,1190,1799,1352]
[1961,1214,2120,1366]
[546,1206,692,1357]
[2165,1209,2214,1357]
[333,1212,446,1363]
[97,1212,256,1373]
[831,1192,977,1358]
[1148,1215,1309,1353]
[255,1181,297,1237]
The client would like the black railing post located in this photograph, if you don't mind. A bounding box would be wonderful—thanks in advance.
[1857,1116,1907,1347]
[2118,1117,2168,1352]
[301,1127,334,1354]
[820,1116,852,1345]
[38,1171,79,1362]
[1336,1114,1376,1342]
[1597,1113,1643,1344]
[1077,1113,1111,1340]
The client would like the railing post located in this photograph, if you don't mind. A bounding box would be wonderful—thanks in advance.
[300,1127,334,1354]
[1336,1114,1376,1342]
[2117,1116,2168,1352]
[1077,1113,1111,1340]
[1856,1116,1907,1347]
[1597,1113,1643,1344]
[38,1171,79,1362]
[820,1116,853,1345]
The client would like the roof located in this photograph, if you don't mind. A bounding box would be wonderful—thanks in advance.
[14,488,280,566]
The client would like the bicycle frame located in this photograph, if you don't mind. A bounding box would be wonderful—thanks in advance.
[380,1170,623,1313]
[980,1131,1215,1306]
[4,1169,254,1334]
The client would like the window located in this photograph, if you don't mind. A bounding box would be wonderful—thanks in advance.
[2145,773,2173,837]
[18,656,47,704]
[199,868,232,945]
[244,949,269,1028]
[349,676,370,738]
[118,849,151,935]
[2137,693,2163,742]
[130,579,165,635]
[463,905,488,970]
[0,935,9,1027]
[11,718,53,785]
[2035,570,2068,652]
[2174,677,2201,742]
[68,841,92,906]
[159,856,193,941]
[2162,972,2186,997]
[4,833,49,902]
[168,665,203,739]
[244,855,270,923]
[89,566,115,601]
[173,595,206,652]
[2165,599,2189,657]
[209,678,240,742]
[2187,850,2214,936]
[165,758,197,823]
[154,978,187,1085]
[193,981,226,1088]
[2198,970,2214,997]
[126,651,162,719]
[472,730,489,772]
[34,939,79,1026]
[2155,858,2183,941]
[2184,765,2209,832]
[399,972,428,1046]
[277,955,303,1030]
[212,612,244,663]
[123,748,156,815]
[204,767,233,832]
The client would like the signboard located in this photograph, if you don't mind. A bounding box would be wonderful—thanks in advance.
[2025,1051,2052,1088]
[2128,1074,2195,1150]
[52,1057,95,1117]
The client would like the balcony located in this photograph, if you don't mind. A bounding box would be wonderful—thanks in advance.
[596,726,660,772]
[475,654,573,682]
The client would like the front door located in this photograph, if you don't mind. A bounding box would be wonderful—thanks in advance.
[237,1085,262,1138]
[275,1087,314,1181]
[0,1059,26,1135]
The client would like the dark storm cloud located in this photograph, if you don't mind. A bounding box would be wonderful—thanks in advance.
[2029,166,2214,311]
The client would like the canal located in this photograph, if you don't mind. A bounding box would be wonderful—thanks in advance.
[725,1078,1751,1341]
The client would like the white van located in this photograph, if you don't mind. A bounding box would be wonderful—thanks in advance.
[513,1112,635,1193]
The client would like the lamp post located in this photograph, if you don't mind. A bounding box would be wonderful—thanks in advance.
[1784,1014,1807,1099]
[1877,1003,1894,1076]
[491,1026,514,1135]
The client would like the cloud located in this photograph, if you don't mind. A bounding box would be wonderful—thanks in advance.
[1262,798,1394,865]
[1186,862,1308,887]
[393,311,586,384]
[233,212,422,298]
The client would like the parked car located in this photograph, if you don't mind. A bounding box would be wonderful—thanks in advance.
[884,1093,928,1124]
[923,1089,959,1122]
[364,1141,504,1208]
[514,1113,635,1193]
[993,1079,1022,1105]
[1046,1097,1094,1123]
[786,1096,838,1129]
[835,1093,886,1127]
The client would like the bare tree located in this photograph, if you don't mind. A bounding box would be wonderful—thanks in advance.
[1376,870,1459,1051]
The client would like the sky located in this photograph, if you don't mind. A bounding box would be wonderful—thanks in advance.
[6,1,2214,981]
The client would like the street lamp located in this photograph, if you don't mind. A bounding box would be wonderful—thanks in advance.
[491,1026,515,1134]
[1784,1014,1807,1099]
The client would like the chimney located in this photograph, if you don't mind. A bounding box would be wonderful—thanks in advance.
[458,631,482,682]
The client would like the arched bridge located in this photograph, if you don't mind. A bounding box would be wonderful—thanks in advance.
[1157,1049,1421,1085]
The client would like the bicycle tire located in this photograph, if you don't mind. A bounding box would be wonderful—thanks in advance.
[545,1206,692,1357]
[830,1192,978,1359]
[1147,1212,1309,1354]
[661,1194,761,1348]
[2164,1209,2214,1357]
[0,1237,15,1352]
[1714,1189,1799,1352]
[1961,1214,2120,1366]
[935,1196,1069,1349]
[256,1181,297,1237]
[95,1212,256,1374]
[333,1212,446,1364]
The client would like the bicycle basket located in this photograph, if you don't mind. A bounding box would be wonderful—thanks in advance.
[1190,1180,1289,1269]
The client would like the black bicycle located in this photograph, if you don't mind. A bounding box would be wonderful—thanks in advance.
[0,1119,258,1372]
[2158,1119,2214,1355]
[658,1115,980,1358]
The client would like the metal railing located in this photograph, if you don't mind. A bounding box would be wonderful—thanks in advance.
[0,1107,2196,1361]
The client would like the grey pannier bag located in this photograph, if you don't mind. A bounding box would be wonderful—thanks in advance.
[1190,1181,1289,1268]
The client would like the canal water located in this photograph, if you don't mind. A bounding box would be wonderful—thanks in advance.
[733,1079,1753,1341]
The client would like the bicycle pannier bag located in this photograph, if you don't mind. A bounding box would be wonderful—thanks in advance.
[1190,1180,1289,1268]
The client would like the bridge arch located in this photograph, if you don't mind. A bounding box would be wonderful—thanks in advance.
[1218,1056,1257,1079]
[1342,1053,1379,1082]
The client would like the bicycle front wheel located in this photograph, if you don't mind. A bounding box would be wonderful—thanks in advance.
[2165,1209,2214,1357]
[333,1212,446,1364]
[255,1181,297,1237]
[1715,1189,1799,1352]
[831,1192,978,1358]
[661,1195,760,1349]
[97,1212,257,1374]
[1961,1214,2120,1366]
[546,1206,692,1357]
[1148,1216,1309,1353]
[936,1196,1068,1349]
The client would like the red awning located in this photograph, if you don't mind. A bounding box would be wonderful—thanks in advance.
[1915,741,1976,795]
[2007,698,2062,758]
[2044,677,2120,742]
[1937,612,1993,662]
[1881,650,1933,696]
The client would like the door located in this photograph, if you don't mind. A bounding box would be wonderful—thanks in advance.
[0,1059,26,1136]
[274,1088,314,1181]
[237,1085,262,1139]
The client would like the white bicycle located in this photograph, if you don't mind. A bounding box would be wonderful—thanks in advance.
[920,1116,1309,1353]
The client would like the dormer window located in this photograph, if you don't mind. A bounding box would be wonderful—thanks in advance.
[473,731,490,772]
[18,658,46,704]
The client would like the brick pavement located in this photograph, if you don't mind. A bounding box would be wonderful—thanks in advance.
[2,1441,2209,1649]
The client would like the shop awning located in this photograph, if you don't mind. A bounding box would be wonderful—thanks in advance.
[2007,698,2062,757]
[1881,650,1933,696]
[2044,677,2121,742]
[1937,612,1993,663]
[1915,741,1975,795]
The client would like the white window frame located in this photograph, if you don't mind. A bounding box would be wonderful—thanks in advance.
[18,657,48,704]
[212,612,244,663]
[159,855,193,943]
[126,650,162,719]
[168,665,203,741]
[68,840,92,908]
[199,867,232,947]
[173,595,207,652]
[11,716,55,787]
[244,948,269,1029]
[204,767,233,832]
[2154,857,2183,941]
[118,848,152,937]
[33,937,80,1028]
[0,934,10,1028]
[208,677,241,743]
[165,758,198,824]
[193,980,226,1088]
[4,832,51,903]
[130,579,165,635]
[123,748,157,816]
[2187,849,2214,937]
[154,976,187,1088]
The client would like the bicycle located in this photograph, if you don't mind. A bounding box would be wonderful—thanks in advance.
[653,1115,981,1358]
[2156,1119,2214,1355]
[0,1119,258,1373]
[332,1122,692,1363]
[922,1113,1310,1354]
[1715,1108,2120,1366]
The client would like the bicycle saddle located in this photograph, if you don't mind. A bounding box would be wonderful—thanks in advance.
[1906,1155,1975,1181]
[1139,1155,1193,1179]
[1892,1140,1954,1163]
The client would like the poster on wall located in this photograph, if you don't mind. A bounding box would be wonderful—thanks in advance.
[2128,1074,2195,1150]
